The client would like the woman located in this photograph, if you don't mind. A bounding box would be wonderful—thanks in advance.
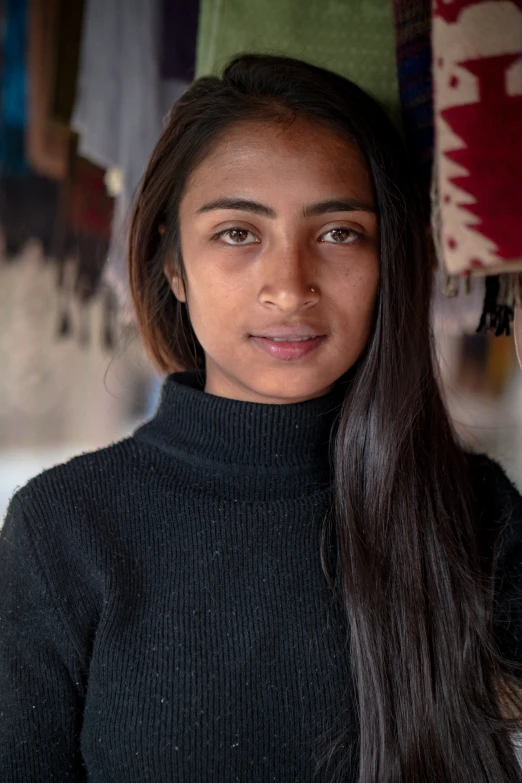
[2,53,522,782]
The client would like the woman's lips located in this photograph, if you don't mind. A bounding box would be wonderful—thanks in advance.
[250,335,326,361]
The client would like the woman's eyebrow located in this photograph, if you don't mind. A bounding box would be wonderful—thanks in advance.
[196,198,276,217]
[195,197,376,218]
[303,198,376,217]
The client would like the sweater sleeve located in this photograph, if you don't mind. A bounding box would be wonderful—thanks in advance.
[0,493,87,781]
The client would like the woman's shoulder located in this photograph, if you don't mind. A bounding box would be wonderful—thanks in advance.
[0,439,150,677]
[5,436,143,528]
[1,438,151,606]
[19,435,138,490]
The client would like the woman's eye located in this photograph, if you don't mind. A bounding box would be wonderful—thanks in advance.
[320,227,361,244]
[216,228,259,245]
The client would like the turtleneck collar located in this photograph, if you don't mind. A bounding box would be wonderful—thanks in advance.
[133,371,348,501]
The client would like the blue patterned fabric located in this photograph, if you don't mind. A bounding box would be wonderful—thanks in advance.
[0,0,28,175]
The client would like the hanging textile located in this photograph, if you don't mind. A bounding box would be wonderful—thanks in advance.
[0,153,114,319]
[160,0,200,81]
[0,0,61,258]
[55,153,114,301]
[0,0,28,176]
[72,0,187,314]
[392,0,433,216]
[26,0,73,181]
[432,0,522,277]
[0,1,4,105]
[391,0,522,338]
[0,0,116,351]
[51,0,85,125]
[0,173,59,257]
[195,0,400,120]
[431,0,522,338]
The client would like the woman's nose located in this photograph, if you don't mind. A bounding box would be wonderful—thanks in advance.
[258,242,319,311]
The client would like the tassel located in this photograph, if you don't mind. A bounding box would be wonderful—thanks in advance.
[440,271,460,297]
[476,274,515,337]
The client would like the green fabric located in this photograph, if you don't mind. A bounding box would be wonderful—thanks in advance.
[195,0,400,119]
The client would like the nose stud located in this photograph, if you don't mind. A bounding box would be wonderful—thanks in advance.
[310,287,316,293]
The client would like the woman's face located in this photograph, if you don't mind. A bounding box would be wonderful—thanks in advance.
[168,117,380,404]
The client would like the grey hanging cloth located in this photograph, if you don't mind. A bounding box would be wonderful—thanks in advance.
[72,0,188,315]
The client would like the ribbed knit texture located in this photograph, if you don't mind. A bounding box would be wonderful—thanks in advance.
[1,370,522,782]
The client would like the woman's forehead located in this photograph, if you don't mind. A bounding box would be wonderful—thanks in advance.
[182,118,373,207]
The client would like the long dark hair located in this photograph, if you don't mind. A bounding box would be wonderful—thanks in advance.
[128,54,522,781]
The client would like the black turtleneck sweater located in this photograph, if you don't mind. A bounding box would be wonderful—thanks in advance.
[1,371,522,782]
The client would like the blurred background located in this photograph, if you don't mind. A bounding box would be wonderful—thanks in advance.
[1,0,522,523]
